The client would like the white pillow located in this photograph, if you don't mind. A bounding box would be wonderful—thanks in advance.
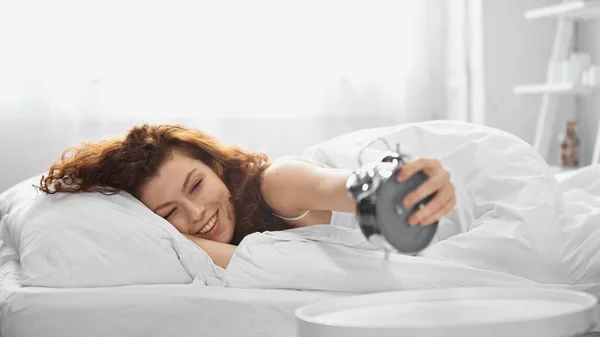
[0,178,222,287]
[0,175,42,219]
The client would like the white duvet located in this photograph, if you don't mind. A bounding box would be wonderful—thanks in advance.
[222,121,600,297]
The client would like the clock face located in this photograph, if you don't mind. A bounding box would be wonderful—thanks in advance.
[375,168,437,254]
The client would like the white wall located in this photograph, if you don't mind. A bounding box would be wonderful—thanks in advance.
[479,0,575,164]
[1,1,579,192]
[577,19,600,165]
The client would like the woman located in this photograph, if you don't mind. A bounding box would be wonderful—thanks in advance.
[39,124,456,268]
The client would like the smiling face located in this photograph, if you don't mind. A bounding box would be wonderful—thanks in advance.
[138,149,235,243]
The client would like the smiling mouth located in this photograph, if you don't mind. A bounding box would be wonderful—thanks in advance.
[197,211,218,235]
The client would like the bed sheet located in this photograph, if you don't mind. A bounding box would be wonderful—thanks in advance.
[0,258,345,337]
[2,257,599,337]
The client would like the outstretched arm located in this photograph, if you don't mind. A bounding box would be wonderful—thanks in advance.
[261,156,456,227]
[261,157,356,217]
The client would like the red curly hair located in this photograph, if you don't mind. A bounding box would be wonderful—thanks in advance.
[39,124,291,244]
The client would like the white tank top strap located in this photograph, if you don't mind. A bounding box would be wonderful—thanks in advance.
[273,210,310,221]
[274,209,358,227]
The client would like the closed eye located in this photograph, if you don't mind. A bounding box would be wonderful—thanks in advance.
[164,208,177,220]
[190,179,202,194]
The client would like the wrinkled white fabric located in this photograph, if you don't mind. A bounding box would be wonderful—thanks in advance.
[224,121,600,297]
[224,224,541,293]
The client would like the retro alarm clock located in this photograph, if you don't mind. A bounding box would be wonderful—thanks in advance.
[346,138,438,257]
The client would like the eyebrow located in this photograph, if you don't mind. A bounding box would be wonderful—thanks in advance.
[182,168,196,193]
[153,168,197,212]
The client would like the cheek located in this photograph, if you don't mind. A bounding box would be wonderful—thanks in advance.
[166,217,186,233]
[199,182,230,204]
[218,182,232,201]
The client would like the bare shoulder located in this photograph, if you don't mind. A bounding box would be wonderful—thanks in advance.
[262,156,325,182]
[261,156,324,192]
[260,156,325,216]
[260,155,356,224]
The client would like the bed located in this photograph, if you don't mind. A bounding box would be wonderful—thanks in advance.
[0,257,345,337]
[2,261,600,337]
[2,121,600,337]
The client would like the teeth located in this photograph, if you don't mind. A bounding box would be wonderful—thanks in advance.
[200,214,217,234]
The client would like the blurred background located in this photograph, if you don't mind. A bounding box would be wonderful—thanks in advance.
[1,0,599,191]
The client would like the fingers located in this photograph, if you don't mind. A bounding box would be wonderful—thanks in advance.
[418,196,456,226]
[403,168,450,209]
[397,158,441,182]
[395,157,455,226]
[407,183,455,226]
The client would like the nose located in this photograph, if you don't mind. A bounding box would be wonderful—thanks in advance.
[187,201,206,224]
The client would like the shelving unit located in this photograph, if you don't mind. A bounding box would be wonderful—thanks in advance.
[525,0,600,20]
[515,0,600,164]
[514,83,594,95]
